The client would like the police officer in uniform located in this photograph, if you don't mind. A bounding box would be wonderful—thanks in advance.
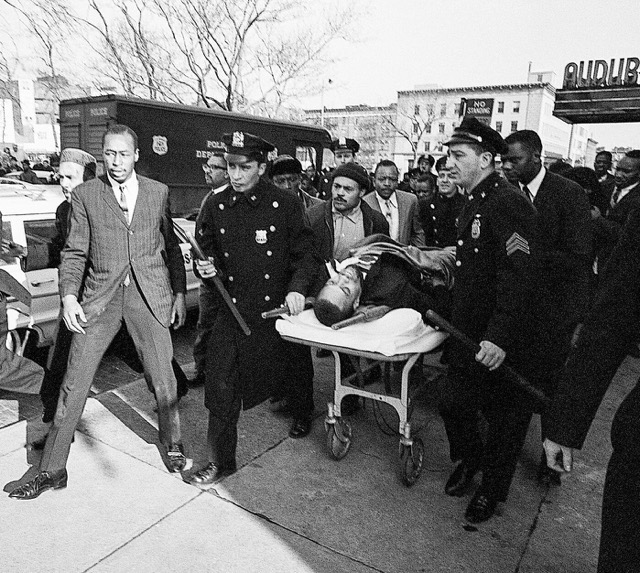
[188,132,318,487]
[318,137,360,200]
[420,156,465,247]
[439,117,537,523]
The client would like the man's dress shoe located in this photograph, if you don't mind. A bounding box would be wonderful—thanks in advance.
[185,462,235,488]
[289,417,312,439]
[465,492,498,524]
[445,461,479,497]
[166,443,188,473]
[9,470,68,500]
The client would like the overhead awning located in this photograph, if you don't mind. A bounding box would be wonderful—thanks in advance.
[554,86,640,123]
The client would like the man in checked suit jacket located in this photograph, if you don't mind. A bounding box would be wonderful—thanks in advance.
[9,124,188,500]
[363,159,425,247]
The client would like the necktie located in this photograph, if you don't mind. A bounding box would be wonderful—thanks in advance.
[119,185,129,222]
[384,199,393,223]
[119,185,131,286]
[523,185,534,204]
[611,187,622,208]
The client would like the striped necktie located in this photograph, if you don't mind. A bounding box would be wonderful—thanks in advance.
[522,185,534,204]
[119,185,129,222]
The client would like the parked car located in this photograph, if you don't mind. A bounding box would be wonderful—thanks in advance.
[2,186,200,353]
[4,169,59,185]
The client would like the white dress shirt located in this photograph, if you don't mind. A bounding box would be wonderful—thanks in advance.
[108,171,139,224]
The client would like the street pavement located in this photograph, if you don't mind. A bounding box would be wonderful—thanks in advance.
[1,337,638,573]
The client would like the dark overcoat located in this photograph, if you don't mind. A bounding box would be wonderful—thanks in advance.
[444,171,537,370]
[419,191,465,247]
[195,178,318,412]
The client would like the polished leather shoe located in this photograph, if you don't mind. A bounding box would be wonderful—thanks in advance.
[185,462,235,488]
[166,443,188,473]
[9,469,68,500]
[465,492,498,524]
[537,456,562,487]
[445,460,479,497]
[289,417,312,439]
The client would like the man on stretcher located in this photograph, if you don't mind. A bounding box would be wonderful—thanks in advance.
[312,234,455,327]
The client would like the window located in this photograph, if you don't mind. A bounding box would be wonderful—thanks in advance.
[513,101,520,113]
[497,101,504,113]
[436,142,443,152]
[425,123,432,134]
[296,145,317,171]
[438,123,445,134]
[511,121,518,133]
[440,103,447,117]
[454,103,460,115]
[426,104,435,115]
[537,74,543,82]
[495,121,502,133]
[23,219,58,271]
[424,141,430,152]
[412,122,419,134]
[414,104,420,115]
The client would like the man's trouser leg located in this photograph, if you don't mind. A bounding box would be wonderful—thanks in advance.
[193,284,217,377]
[283,341,314,418]
[40,291,125,473]
[438,366,484,464]
[40,316,74,422]
[123,282,181,447]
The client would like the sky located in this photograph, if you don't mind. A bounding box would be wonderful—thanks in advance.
[301,0,640,150]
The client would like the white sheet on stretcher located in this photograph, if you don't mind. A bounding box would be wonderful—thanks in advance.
[275,308,447,356]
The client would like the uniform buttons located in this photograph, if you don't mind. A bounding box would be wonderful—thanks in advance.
[272,201,279,208]
[264,274,270,279]
[129,230,133,235]
[251,195,256,201]
[474,248,479,253]
[228,276,233,281]
[220,228,225,234]
[430,204,435,209]
[270,225,276,232]
[267,250,272,256]
[458,239,463,246]
[434,229,438,234]
[224,252,229,258]
[232,297,237,303]
[219,204,224,210]
[265,295,271,301]
[455,260,461,267]
[432,215,436,221]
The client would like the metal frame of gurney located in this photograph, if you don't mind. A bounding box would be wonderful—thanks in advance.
[276,309,447,486]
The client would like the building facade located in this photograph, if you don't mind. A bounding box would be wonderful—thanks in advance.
[304,104,397,172]
[394,75,594,172]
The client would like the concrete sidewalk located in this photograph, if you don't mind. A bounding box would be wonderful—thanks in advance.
[1,352,637,573]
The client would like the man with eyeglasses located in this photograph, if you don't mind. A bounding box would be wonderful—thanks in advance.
[363,159,424,246]
[189,149,230,388]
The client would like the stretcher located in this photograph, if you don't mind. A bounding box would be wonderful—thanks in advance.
[276,308,447,486]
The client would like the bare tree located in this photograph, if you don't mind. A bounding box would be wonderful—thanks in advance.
[384,102,437,163]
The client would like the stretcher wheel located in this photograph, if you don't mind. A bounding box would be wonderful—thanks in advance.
[326,419,353,460]
[400,437,424,486]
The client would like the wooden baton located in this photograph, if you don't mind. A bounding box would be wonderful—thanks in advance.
[425,309,549,407]
[186,232,251,336]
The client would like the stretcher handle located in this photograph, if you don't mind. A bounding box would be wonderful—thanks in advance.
[425,310,549,407]
[186,232,251,336]
[261,297,315,319]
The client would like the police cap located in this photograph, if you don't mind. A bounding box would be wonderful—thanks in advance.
[330,137,360,154]
[445,117,508,156]
[222,131,275,160]
[270,154,302,177]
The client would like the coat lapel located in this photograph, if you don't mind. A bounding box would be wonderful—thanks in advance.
[101,177,129,226]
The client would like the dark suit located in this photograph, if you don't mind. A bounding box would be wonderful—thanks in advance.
[594,183,640,271]
[544,208,640,573]
[306,199,389,264]
[526,170,592,397]
[40,174,185,473]
[363,190,425,247]
[440,172,538,501]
